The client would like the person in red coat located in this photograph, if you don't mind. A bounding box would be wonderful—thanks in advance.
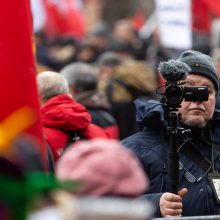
[37,71,109,162]
[60,62,119,139]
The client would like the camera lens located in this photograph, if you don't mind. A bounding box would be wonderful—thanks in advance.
[165,84,184,105]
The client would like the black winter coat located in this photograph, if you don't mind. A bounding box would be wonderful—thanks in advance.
[122,99,220,217]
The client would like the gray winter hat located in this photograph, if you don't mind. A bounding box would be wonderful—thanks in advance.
[177,50,219,91]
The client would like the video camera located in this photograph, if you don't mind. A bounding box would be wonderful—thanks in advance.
[158,60,209,110]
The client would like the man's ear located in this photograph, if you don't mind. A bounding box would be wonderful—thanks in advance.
[67,93,73,98]
[69,86,76,97]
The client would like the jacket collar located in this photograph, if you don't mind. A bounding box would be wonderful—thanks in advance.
[134,98,220,133]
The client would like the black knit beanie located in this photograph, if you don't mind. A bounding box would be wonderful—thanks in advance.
[177,50,219,91]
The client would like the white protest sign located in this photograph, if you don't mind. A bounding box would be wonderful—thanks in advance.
[155,0,192,49]
[31,0,46,33]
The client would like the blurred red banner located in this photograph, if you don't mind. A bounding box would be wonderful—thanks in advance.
[193,0,220,34]
[203,0,220,17]
[43,0,85,39]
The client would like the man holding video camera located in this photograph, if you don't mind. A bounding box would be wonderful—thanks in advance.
[122,50,220,217]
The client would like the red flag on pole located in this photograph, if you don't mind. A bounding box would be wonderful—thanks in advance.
[0,1,46,162]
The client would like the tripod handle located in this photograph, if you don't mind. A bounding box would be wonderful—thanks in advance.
[168,151,179,194]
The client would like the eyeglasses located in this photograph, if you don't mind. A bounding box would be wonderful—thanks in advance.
[178,139,212,183]
[179,160,212,183]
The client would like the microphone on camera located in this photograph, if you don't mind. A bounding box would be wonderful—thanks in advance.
[158,60,191,83]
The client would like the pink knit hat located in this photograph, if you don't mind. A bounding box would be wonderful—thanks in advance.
[56,139,148,196]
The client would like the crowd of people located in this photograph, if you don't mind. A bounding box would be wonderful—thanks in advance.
[29,13,220,218]
[3,7,220,219]
[32,16,220,218]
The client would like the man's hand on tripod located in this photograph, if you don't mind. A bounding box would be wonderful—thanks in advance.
[159,188,188,217]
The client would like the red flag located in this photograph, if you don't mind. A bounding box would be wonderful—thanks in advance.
[0,1,46,162]
[192,0,220,34]
[43,0,85,39]
[202,0,220,18]
[192,0,211,33]
[132,9,146,31]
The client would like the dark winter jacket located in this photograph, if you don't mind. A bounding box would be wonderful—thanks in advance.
[122,99,220,217]
[75,90,119,139]
[41,94,109,161]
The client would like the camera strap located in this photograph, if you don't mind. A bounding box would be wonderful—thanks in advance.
[178,139,220,204]
[178,140,211,172]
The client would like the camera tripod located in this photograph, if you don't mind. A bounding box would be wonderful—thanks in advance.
[164,106,191,194]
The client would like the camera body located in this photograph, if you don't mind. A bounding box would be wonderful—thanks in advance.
[158,59,209,110]
[164,82,209,107]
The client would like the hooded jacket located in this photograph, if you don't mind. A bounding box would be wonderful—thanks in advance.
[75,90,119,139]
[41,94,109,161]
[122,99,220,217]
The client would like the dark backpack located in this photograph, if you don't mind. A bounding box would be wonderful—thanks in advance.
[45,131,82,171]
[63,131,82,152]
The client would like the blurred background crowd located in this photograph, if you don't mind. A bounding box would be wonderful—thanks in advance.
[1,0,220,219]
[32,0,220,139]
